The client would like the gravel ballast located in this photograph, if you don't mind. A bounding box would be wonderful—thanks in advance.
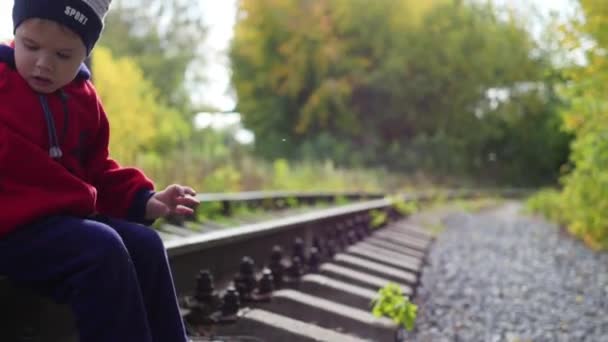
[401,202,608,342]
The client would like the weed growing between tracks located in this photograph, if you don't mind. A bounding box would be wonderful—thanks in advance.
[371,283,418,331]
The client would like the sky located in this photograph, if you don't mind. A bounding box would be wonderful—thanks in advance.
[0,0,577,112]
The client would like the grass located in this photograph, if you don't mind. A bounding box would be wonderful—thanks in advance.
[410,196,505,236]
[153,190,507,238]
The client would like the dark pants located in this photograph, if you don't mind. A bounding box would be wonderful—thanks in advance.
[0,216,187,342]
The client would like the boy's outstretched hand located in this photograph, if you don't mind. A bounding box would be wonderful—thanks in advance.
[145,184,200,220]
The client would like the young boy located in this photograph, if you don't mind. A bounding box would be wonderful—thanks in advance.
[0,1,200,341]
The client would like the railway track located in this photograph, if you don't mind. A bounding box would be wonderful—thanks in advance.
[0,189,526,341]
[169,196,433,342]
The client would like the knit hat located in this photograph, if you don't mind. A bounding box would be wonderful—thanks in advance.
[12,0,112,55]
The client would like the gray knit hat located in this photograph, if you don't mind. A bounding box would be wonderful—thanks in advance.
[13,0,112,55]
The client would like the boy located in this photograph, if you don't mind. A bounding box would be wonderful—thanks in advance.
[0,0,200,341]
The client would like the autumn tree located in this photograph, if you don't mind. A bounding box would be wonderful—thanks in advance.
[546,0,608,248]
[93,46,189,164]
[230,0,569,184]
[99,0,208,119]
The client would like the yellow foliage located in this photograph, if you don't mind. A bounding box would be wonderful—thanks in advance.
[92,46,188,165]
[563,113,584,131]
[233,0,449,138]
[93,46,157,163]
[530,1,608,250]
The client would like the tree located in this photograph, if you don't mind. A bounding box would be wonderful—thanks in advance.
[93,46,189,164]
[230,0,567,184]
[99,0,208,118]
[548,0,608,248]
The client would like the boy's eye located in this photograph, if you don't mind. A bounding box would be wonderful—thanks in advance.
[57,53,72,60]
[24,44,38,51]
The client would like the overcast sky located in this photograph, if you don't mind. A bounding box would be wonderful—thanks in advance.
[0,0,577,111]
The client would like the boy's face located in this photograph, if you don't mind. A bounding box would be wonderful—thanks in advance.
[14,18,87,94]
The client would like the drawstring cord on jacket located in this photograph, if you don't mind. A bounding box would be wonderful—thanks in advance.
[38,90,70,159]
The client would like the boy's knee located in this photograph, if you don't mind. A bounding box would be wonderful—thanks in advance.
[81,221,130,263]
[139,228,166,256]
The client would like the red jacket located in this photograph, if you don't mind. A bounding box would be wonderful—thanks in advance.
[0,43,154,236]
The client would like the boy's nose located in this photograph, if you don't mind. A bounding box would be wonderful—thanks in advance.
[35,56,54,72]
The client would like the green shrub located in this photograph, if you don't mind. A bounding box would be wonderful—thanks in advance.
[525,188,566,224]
[370,210,388,229]
[392,198,419,216]
[371,283,418,331]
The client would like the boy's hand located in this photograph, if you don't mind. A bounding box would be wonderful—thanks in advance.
[145,184,200,220]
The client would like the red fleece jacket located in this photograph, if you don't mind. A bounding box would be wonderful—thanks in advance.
[0,44,154,236]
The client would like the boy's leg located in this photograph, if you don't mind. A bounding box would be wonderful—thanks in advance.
[0,216,152,342]
[100,217,188,342]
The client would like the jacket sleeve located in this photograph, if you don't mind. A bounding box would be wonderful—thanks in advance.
[82,90,156,225]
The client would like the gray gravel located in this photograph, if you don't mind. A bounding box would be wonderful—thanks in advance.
[401,202,608,342]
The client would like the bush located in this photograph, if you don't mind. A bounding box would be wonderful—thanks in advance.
[371,283,418,331]
[525,188,566,224]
